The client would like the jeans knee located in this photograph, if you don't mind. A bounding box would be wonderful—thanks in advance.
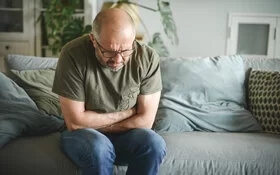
[134,129,167,157]
[60,128,115,167]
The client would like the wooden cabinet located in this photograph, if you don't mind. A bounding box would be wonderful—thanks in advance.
[0,0,34,72]
[0,42,29,55]
[227,13,280,58]
[0,0,97,72]
[0,0,34,55]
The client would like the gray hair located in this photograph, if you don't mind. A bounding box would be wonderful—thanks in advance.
[92,9,136,41]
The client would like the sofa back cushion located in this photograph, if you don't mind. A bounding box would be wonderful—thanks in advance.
[4,55,61,118]
[243,57,280,72]
[243,57,280,91]
[5,54,58,71]
[153,55,261,133]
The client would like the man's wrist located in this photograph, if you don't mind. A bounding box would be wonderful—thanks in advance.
[119,107,136,119]
[129,107,137,116]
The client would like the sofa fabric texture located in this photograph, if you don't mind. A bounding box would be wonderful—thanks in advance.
[1,54,280,175]
[248,70,280,134]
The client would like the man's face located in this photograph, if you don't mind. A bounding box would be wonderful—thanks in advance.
[89,34,134,71]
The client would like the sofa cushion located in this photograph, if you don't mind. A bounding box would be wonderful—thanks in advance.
[5,54,58,71]
[10,69,62,118]
[243,57,280,72]
[159,132,280,175]
[0,133,80,175]
[0,72,64,148]
[248,70,280,134]
[154,55,261,133]
[1,132,280,175]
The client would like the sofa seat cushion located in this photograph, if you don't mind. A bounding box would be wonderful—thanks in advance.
[0,133,80,175]
[160,132,280,175]
[0,132,127,175]
[1,132,279,175]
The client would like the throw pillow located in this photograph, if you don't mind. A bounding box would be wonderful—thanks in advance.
[248,70,280,134]
[10,69,62,118]
[0,72,64,148]
[153,55,262,133]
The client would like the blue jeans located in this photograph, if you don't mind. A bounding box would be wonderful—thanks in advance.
[60,128,166,175]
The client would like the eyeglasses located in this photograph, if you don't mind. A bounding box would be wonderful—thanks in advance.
[95,40,134,58]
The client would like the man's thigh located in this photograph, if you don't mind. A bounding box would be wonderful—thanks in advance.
[60,128,115,166]
[108,128,166,165]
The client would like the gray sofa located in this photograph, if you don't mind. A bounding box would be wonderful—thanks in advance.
[0,54,280,175]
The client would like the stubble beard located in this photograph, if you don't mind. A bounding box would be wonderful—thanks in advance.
[95,52,125,72]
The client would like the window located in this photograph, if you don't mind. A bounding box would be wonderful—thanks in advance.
[227,13,280,58]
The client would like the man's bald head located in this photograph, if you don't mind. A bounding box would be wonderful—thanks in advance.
[92,8,136,42]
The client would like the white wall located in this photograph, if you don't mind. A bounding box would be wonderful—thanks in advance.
[138,0,280,57]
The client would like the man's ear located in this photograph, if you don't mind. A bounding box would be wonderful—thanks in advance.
[89,33,94,41]
[89,34,97,48]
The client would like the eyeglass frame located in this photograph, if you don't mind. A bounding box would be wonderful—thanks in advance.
[95,39,135,59]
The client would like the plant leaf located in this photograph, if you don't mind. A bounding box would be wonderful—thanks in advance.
[148,32,170,57]
[62,17,92,46]
[43,0,87,55]
[83,25,92,34]
[157,0,179,45]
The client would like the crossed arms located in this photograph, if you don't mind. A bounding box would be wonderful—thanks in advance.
[59,91,161,133]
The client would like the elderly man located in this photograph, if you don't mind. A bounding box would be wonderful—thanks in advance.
[52,8,166,175]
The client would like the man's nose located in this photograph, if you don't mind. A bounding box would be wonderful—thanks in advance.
[112,53,124,63]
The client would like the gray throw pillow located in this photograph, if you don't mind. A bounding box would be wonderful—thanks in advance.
[0,72,64,148]
[153,55,261,133]
[11,69,62,118]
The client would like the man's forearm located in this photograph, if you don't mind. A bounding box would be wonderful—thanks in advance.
[98,92,161,133]
[65,107,136,131]
[98,112,155,133]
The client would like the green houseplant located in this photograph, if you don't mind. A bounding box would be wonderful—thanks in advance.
[43,0,92,55]
[43,0,178,56]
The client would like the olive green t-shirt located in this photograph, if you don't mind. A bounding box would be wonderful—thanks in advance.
[52,35,162,113]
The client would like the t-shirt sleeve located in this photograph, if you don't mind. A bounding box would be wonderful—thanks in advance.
[52,48,85,101]
[140,50,162,95]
